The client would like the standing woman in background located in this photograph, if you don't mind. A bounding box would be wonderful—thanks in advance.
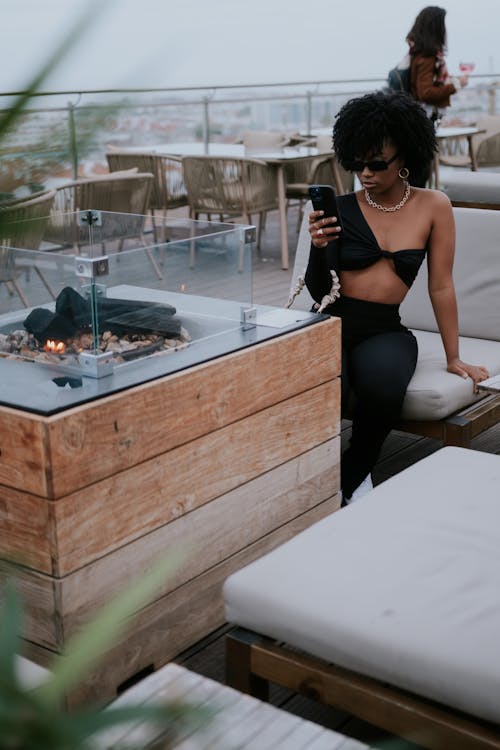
[408,6,469,123]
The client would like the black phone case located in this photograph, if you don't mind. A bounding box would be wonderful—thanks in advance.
[308,184,343,229]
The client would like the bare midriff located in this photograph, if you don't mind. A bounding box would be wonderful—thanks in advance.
[340,259,410,305]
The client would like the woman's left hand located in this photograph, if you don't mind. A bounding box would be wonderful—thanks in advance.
[447,358,490,394]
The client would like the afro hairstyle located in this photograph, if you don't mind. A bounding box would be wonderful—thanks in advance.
[332,90,437,187]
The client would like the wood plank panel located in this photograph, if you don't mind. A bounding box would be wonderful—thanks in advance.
[0,484,53,573]
[53,381,340,576]
[0,406,49,496]
[64,495,339,707]
[45,319,340,498]
[58,438,340,636]
[0,566,60,649]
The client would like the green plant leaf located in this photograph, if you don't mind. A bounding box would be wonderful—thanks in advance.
[0,0,107,141]
[0,584,21,684]
[35,552,182,707]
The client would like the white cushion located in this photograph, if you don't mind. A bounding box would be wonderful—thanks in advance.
[401,207,500,341]
[224,447,500,725]
[441,170,500,203]
[402,330,500,420]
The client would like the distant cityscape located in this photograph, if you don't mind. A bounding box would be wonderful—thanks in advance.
[0,78,498,196]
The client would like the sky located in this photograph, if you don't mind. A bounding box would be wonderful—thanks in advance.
[0,0,498,95]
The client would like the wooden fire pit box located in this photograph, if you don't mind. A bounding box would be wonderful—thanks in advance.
[0,317,341,706]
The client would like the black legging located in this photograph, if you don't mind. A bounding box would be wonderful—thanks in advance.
[331,296,418,499]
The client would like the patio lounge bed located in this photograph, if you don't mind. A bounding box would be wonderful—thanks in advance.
[224,446,500,750]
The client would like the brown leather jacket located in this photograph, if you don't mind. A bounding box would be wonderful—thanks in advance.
[410,54,456,108]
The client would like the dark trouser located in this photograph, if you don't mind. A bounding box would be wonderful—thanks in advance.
[331,296,418,499]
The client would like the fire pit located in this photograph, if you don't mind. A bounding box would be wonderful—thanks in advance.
[0,287,191,379]
[0,210,319,415]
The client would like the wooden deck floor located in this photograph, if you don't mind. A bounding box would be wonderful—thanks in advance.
[170,203,499,750]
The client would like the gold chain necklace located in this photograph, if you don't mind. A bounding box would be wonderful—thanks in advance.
[364,180,411,212]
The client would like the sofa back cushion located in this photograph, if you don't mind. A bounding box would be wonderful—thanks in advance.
[400,207,500,341]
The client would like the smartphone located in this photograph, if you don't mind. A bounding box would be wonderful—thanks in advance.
[308,184,343,230]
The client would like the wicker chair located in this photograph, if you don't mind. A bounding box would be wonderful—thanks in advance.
[106,151,188,241]
[285,148,353,232]
[439,115,500,169]
[240,130,290,150]
[0,190,56,306]
[182,155,280,264]
[46,171,163,278]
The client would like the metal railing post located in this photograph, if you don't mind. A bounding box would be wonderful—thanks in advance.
[306,90,313,136]
[488,82,497,115]
[203,96,210,151]
[68,101,78,179]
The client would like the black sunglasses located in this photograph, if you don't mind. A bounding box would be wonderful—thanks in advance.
[344,152,399,172]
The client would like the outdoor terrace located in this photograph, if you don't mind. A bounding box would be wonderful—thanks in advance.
[2,77,500,747]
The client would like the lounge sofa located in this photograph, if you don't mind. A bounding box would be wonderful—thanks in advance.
[289,203,500,446]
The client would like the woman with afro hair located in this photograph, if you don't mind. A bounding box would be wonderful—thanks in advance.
[305,90,488,505]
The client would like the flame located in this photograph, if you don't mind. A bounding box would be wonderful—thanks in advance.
[45,339,66,354]
[180,283,187,292]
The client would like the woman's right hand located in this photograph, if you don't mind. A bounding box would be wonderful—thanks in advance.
[308,210,342,248]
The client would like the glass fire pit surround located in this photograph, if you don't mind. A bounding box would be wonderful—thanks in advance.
[0,209,320,414]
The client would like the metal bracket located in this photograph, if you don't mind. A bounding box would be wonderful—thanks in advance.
[244,226,257,244]
[77,210,102,227]
[78,351,114,378]
[240,305,257,330]
[81,282,107,298]
[75,255,109,279]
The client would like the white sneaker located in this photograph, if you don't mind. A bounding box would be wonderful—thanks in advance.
[344,474,373,505]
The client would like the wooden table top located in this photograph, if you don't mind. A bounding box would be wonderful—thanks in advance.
[121,142,330,163]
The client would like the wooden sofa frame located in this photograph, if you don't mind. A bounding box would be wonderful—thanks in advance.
[291,203,500,449]
[396,392,500,448]
[226,628,500,750]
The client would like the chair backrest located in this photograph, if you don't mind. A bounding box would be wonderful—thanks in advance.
[400,207,500,341]
[182,156,279,217]
[315,134,333,152]
[313,135,354,194]
[241,130,290,151]
[47,173,153,248]
[0,190,56,249]
[473,115,500,166]
[440,170,500,209]
[106,151,187,210]
[55,171,154,213]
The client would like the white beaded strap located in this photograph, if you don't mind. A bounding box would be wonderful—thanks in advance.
[318,270,341,312]
[285,274,305,309]
[286,269,341,311]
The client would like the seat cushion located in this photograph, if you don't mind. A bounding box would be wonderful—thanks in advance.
[224,447,500,725]
[401,330,500,420]
[441,170,500,203]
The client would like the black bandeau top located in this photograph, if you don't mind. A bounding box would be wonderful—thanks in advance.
[337,193,427,288]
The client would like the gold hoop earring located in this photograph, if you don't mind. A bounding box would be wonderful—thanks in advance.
[399,167,410,179]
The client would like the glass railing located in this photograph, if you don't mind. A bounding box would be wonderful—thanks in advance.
[1,75,499,196]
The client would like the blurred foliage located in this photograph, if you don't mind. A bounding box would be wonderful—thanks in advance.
[0,559,211,750]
